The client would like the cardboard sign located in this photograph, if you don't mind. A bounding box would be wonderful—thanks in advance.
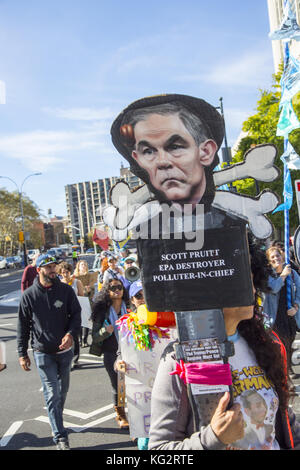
[0,341,6,366]
[120,329,176,438]
[77,296,92,329]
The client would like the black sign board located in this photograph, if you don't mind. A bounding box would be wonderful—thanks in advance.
[137,221,253,312]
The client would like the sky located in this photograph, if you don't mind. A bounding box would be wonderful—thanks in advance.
[0,0,276,219]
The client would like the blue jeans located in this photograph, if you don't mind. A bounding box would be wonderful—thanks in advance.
[34,349,73,443]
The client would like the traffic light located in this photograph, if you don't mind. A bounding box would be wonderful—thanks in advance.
[19,231,24,242]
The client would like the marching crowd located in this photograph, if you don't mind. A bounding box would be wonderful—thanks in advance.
[10,236,300,450]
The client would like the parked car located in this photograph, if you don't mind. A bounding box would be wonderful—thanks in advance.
[58,244,73,256]
[5,257,17,268]
[27,249,40,262]
[0,256,7,269]
[55,248,67,260]
[47,248,66,261]
[13,255,23,268]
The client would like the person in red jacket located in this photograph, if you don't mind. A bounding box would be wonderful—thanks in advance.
[21,253,38,291]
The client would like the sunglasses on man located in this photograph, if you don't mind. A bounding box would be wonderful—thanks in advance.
[109,285,124,292]
[39,256,57,267]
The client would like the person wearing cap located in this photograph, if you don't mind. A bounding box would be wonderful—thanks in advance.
[21,253,39,291]
[102,255,124,284]
[111,95,224,209]
[119,247,130,267]
[124,255,137,266]
[128,280,144,307]
[17,254,82,450]
[121,256,139,290]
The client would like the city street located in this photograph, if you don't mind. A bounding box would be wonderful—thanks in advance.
[2,258,300,452]
[0,258,137,451]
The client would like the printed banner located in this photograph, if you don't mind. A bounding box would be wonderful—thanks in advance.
[77,296,92,329]
[272,166,293,213]
[120,329,176,438]
[280,140,300,169]
[0,341,6,365]
[92,228,109,251]
[269,0,300,41]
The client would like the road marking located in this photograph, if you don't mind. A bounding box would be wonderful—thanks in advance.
[77,353,103,365]
[0,289,22,307]
[78,358,103,364]
[0,405,120,447]
[0,323,13,327]
[62,404,113,419]
[0,421,23,447]
[35,412,117,432]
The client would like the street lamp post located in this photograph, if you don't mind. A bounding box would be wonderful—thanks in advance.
[0,173,42,267]
[70,203,84,254]
[216,98,235,192]
[70,198,92,255]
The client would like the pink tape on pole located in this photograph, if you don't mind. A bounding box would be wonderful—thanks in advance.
[170,360,232,386]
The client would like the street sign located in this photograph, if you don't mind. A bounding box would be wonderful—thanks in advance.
[295,179,300,222]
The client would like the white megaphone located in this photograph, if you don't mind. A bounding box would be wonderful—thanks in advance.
[124,263,140,282]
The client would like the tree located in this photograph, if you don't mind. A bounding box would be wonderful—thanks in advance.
[231,67,300,237]
[0,189,43,255]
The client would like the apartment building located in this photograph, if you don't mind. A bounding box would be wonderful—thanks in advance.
[65,165,143,244]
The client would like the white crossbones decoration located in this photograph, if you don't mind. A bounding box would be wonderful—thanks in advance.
[103,144,280,241]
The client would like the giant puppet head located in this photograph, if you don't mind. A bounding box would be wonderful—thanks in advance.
[105,94,280,312]
[111,94,225,209]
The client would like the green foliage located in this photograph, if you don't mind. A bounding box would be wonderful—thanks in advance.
[231,68,300,234]
[0,189,42,255]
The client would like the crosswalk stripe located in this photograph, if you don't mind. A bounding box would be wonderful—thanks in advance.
[0,421,23,447]
[35,412,117,432]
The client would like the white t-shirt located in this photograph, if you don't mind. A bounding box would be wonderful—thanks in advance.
[227,332,280,450]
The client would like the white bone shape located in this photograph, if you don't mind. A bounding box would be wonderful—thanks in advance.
[102,199,161,241]
[212,190,280,239]
[213,144,279,187]
[110,181,153,230]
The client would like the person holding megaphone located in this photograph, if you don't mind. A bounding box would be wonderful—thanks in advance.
[124,255,140,284]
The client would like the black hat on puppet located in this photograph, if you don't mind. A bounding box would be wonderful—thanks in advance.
[110,94,225,187]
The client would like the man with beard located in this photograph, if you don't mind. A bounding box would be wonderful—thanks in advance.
[17,254,81,450]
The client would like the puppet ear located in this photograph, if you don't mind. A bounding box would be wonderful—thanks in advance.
[131,150,138,162]
[199,140,218,167]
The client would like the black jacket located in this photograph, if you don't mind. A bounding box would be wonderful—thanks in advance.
[17,277,81,356]
[91,300,119,354]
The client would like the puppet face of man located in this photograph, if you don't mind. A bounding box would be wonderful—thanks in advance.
[131,113,217,205]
